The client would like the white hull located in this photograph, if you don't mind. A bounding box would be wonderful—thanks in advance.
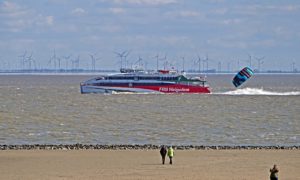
[80,85,157,94]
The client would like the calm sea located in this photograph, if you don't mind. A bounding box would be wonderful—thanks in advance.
[0,74,299,146]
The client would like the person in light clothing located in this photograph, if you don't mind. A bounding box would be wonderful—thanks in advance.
[167,146,174,164]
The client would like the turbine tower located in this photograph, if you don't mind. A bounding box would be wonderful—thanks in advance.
[48,49,57,70]
[18,50,27,70]
[196,55,202,73]
[247,53,252,67]
[255,56,265,72]
[115,50,128,69]
[89,53,101,71]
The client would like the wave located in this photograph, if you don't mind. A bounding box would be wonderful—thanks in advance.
[217,88,300,96]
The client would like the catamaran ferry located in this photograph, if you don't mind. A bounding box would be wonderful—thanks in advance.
[80,68,210,94]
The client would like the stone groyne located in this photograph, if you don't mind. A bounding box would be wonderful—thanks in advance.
[0,144,299,150]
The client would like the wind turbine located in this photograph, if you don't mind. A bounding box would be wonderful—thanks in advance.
[227,62,231,73]
[134,56,143,69]
[26,52,34,70]
[48,49,57,70]
[202,54,209,73]
[114,50,128,69]
[292,61,296,72]
[153,54,160,71]
[57,57,62,70]
[218,61,221,72]
[123,50,131,68]
[247,53,252,67]
[89,53,101,71]
[160,55,167,70]
[70,55,80,70]
[255,56,265,72]
[18,50,27,70]
[181,56,185,72]
[75,55,80,70]
[63,55,72,70]
[196,55,202,73]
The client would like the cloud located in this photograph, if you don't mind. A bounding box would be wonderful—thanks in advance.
[232,4,300,16]
[108,7,126,14]
[179,11,201,17]
[71,8,86,16]
[0,1,29,18]
[222,18,242,25]
[110,0,177,5]
[164,10,204,19]
[0,1,54,32]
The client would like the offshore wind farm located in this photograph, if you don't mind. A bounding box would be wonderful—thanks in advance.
[0,50,299,74]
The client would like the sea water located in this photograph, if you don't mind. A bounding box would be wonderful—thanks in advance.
[0,74,299,146]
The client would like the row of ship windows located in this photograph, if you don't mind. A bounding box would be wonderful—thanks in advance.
[105,76,178,81]
[91,83,171,86]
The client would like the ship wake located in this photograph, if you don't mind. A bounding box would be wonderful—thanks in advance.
[217,88,300,96]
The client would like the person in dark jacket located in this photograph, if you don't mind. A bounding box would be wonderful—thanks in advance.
[160,145,167,164]
[270,164,279,180]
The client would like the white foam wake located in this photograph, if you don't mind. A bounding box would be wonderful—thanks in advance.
[219,88,300,96]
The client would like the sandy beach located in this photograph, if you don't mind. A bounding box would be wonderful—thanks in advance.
[0,149,299,180]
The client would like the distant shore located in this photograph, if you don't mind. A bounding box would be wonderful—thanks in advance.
[0,149,299,180]
[1,144,300,150]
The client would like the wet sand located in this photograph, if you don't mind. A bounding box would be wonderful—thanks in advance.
[0,150,299,180]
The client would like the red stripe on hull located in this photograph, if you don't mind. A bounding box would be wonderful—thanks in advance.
[108,84,210,93]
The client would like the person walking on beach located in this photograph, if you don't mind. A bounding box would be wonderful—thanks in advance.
[270,164,279,180]
[160,145,167,164]
[167,146,174,164]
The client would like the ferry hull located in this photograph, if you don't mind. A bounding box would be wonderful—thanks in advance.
[80,84,210,94]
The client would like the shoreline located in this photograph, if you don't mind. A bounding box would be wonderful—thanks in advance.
[1,144,300,150]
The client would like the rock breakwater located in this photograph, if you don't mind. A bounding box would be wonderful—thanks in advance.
[0,144,299,150]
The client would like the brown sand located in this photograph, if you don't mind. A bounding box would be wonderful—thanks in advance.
[0,150,299,180]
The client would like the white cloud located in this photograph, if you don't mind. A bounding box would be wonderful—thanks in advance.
[233,4,300,16]
[0,1,29,18]
[0,1,54,32]
[111,0,177,5]
[179,11,200,17]
[45,16,54,26]
[213,8,228,15]
[164,10,203,19]
[108,8,126,14]
[71,8,86,16]
[222,18,241,25]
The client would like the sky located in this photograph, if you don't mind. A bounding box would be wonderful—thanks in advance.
[0,0,300,71]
